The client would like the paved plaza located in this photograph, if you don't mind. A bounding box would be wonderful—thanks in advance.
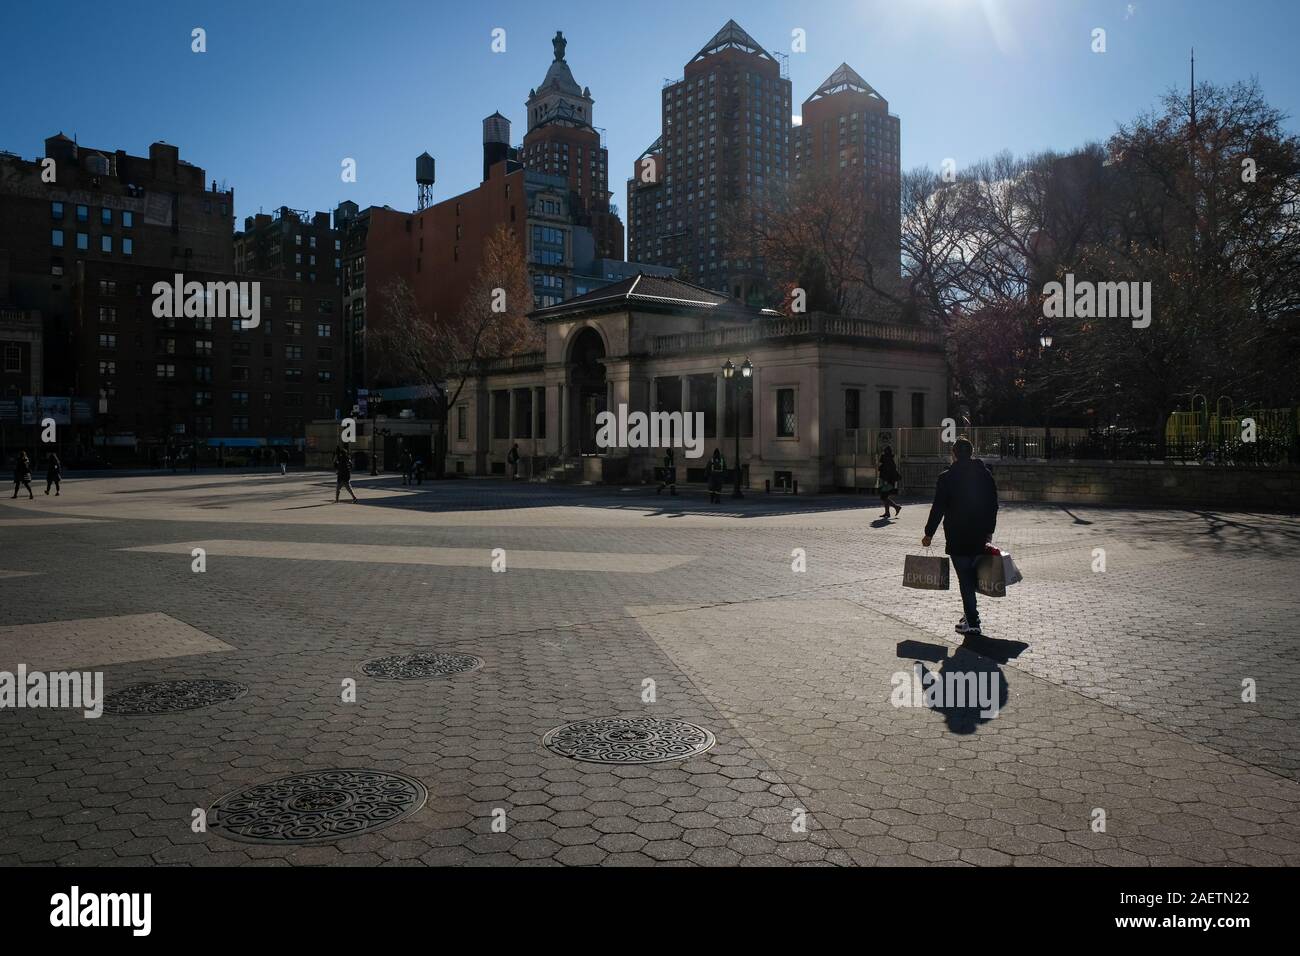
[1,471,1298,867]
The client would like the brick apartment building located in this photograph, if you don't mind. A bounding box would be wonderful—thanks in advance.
[0,134,235,399]
[234,205,341,288]
[793,62,902,285]
[627,20,793,301]
[0,134,345,459]
[74,262,344,457]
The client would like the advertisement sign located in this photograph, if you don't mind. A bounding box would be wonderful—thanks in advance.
[21,396,71,425]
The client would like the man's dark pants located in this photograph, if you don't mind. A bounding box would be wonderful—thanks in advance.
[950,554,982,629]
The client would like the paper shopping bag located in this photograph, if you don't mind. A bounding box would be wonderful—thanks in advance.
[903,553,950,590]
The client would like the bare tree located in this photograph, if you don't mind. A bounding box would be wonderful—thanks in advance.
[371,225,538,477]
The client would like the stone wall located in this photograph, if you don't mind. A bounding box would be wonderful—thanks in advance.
[899,460,1300,513]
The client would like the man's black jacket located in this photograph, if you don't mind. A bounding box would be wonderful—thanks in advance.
[924,458,999,555]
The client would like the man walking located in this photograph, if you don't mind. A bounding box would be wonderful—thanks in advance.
[44,452,62,496]
[333,447,358,503]
[921,437,998,637]
[12,451,34,499]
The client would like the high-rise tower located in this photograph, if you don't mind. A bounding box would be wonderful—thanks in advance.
[626,20,791,301]
[519,31,622,261]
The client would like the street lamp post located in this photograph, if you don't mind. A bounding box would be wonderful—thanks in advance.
[721,358,753,498]
[1039,332,1053,460]
[369,394,382,476]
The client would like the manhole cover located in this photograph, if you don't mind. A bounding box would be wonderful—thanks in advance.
[208,769,427,844]
[361,652,482,680]
[103,679,247,715]
[542,716,716,764]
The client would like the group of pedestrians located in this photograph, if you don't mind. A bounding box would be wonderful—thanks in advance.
[11,452,61,499]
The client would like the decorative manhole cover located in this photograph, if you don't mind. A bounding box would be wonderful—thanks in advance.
[208,769,427,844]
[103,679,247,715]
[543,716,717,765]
[361,652,482,680]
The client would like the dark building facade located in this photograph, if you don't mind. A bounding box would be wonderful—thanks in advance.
[0,134,235,397]
[234,206,342,288]
[75,261,344,456]
[627,20,792,301]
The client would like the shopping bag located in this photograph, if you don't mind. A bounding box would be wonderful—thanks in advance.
[977,545,1024,597]
[903,553,950,590]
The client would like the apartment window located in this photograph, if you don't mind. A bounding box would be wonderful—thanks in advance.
[317,347,333,361]
[911,393,926,428]
[232,366,249,381]
[98,334,116,349]
[51,201,64,219]
[156,337,176,354]
[101,235,112,253]
[98,279,117,295]
[122,211,133,228]
[879,390,894,429]
[155,363,176,379]
[4,345,21,372]
[77,233,89,250]
[232,416,250,432]
[76,204,88,223]
[316,323,332,338]
[195,365,212,383]
[776,388,796,437]
[101,208,113,226]
[98,360,115,376]
[195,315,212,331]
[51,229,64,247]
[196,339,214,356]
[232,391,250,407]
[284,345,303,360]
[845,388,861,431]
[288,297,303,313]
[194,391,212,408]
[284,368,302,382]
[122,238,133,256]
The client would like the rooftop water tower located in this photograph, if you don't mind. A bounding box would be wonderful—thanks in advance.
[416,152,435,210]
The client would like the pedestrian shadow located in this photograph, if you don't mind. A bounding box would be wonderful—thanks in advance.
[896,640,1012,735]
[870,516,893,528]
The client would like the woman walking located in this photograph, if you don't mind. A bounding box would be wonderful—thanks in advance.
[333,447,358,503]
[706,448,726,504]
[877,445,902,519]
[44,452,62,496]
[12,451,34,499]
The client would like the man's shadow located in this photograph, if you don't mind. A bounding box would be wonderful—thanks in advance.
[896,635,1026,734]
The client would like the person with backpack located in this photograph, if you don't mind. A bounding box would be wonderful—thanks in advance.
[12,451,34,499]
[334,447,358,503]
[44,452,62,496]
[922,437,999,638]
[507,442,521,480]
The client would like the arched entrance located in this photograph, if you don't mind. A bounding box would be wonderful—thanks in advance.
[569,327,606,456]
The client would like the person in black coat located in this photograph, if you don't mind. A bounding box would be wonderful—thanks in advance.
[706,448,725,504]
[333,447,358,503]
[877,445,901,519]
[922,437,998,637]
[44,452,62,496]
[12,451,34,499]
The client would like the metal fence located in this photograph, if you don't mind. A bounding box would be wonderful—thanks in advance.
[836,426,1298,465]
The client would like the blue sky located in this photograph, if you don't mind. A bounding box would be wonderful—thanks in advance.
[4,0,1297,229]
